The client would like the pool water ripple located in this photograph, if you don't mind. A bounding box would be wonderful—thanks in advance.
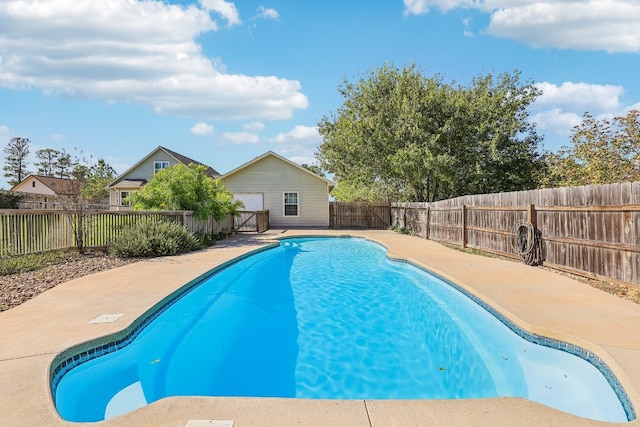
[52,237,631,423]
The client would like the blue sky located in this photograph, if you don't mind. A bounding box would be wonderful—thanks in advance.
[1,0,639,189]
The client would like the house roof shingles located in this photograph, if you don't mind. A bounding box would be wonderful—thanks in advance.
[161,146,221,179]
[31,175,79,195]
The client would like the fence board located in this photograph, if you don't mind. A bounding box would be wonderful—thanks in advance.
[330,203,390,229]
[0,210,236,256]
[385,181,640,287]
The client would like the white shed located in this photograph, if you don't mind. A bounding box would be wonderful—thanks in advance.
[220,151,334,228]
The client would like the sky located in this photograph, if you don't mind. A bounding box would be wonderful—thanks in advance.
[1,0,639,189]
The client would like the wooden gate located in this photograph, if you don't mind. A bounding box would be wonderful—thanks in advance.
[329,202,391,229]
[234,210,270,232]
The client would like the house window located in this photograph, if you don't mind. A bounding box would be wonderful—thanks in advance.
[154,161,170,173]
[283,192,299,217]
[120,191,131,206]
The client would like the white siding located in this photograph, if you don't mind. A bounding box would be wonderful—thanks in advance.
[222,156,330,227]
[108,149,178,210]
[12,177,56,195]
[119,151,177,182]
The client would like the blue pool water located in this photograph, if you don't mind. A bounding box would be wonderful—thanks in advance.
[52,237,631,422]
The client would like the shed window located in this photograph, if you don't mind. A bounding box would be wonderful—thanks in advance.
[154,161,170,173]
[283,192,299,217]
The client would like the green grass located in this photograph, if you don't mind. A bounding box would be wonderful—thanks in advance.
[0,250,81,276]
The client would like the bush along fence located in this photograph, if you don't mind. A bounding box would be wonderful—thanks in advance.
[0,210,235,257]
[391,181,640,287]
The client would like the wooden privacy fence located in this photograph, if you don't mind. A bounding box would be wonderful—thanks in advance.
[0,210,235,256]
[329,202,391,229]
[234,211,270,233]
[392,181,640,286]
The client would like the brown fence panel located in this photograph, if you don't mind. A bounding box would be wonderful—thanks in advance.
[391,181,640,286]
[330,202,390,229]
[234,211,269,233]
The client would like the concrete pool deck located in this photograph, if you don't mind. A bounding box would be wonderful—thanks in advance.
[1,229,640,426]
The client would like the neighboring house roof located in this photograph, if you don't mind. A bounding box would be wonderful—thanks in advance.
[161,146,220,179]
[11,174,79,195]
[109,179,147,189]
[221,151,335,190]
[108,146,220,188]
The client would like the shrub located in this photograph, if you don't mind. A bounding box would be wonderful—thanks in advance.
[193,230,231,247]
[0,250,79,276]
[109,221,203,258]
[0,190,24,209]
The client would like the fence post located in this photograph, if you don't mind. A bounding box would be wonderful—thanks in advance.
[527,204,537,228]
[461,205,467,248]
[403,206,407,232]
[425,206,430,240]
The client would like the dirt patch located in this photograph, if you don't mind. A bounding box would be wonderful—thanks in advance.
[0,253,139,312]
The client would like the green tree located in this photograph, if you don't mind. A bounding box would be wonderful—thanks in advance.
[301,163,327,178]
[34,148,61,176]
[55,149,74,178]
[3,137,31,187]
[317,63,544,202]
[0,189,24,208]
[81,159,117,200]
[543,110,640,186]
[130,163,241,220]
[330,179,389,202]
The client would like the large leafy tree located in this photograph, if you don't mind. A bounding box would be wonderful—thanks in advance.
[543,110,640,186]
[3,137,31,187]
[317,63,544,202]
[130,163,241,220]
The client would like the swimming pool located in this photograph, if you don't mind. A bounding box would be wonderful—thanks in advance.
[51,237,633,422]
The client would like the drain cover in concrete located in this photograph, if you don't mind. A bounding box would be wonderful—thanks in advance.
[88,313,124,324]
[185,421,235,427]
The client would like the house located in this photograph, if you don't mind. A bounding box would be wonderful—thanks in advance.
[11,174,79,196]
[107,146,220,210]
[220,151,334,228]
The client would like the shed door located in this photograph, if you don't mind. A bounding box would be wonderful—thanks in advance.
[234,193,264,211]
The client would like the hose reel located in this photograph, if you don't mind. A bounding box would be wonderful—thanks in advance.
[512,220,542,266]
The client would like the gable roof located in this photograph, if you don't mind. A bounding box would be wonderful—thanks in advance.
[221,151,335,189]
[11,174,79,195]
[161,146,220,179]
[108,146,220,188]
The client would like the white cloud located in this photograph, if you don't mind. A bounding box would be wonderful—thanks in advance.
[530,81,637,142]
[403,0,640,53]
[269,125,321,160]
[199,0,241,26]
[530,109,583,136]
[271,125,319,144]
[0,1,307,120]
[403,0,428,15]
[222,131,260,144]
[256,6,279,21]
[403,0,471,15]
[243,121,265,131]
[534,82,624,113]
[462,17,474,38]
[487,1,640,53]
[190,122,214,136]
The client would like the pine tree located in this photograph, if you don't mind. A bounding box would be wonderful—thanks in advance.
[3,137,31,187]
